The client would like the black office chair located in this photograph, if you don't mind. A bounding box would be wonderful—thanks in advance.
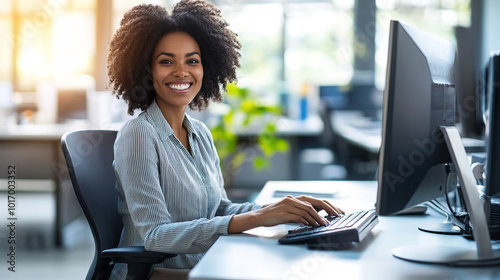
[61,130,176,280]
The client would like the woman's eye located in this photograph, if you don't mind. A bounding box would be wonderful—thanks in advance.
[188,59,199,65]
[159,59,172,64]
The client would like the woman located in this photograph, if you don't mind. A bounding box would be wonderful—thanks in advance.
[107,1,343,279]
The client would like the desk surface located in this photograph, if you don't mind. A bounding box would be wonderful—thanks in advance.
[189,180,500,280]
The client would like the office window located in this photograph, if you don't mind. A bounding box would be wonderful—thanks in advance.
[52,10,95,82]
[0,1,13,86]
[2,0,96,92]
[0,18,12,83]
[218,0,470,98]
[216,0,355,98]
[375,0,471,89]
[217,2,284,94]
[285,1,354,90]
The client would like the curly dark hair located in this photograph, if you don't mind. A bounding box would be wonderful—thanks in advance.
[107,0,241,115]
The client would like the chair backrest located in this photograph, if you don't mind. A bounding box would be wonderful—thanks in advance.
[61,130,121,280]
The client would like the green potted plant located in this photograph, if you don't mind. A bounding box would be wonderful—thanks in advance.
[211,84,289,188]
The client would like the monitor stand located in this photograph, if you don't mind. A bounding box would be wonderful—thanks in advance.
[418,199,464,235]
[418,215,463,235]
[391,126,500,266]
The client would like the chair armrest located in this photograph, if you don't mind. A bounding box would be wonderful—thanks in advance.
[102,246,176,264]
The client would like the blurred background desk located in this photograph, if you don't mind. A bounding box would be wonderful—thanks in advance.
[228,115,328,193]
[0,123,120,248]
[0,124,73,248]
[330,110,381,155]
[189,180,500,280]
[323,109,381,180]
[326,110,485,180]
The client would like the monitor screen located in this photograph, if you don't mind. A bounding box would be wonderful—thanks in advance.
[57,89,88,123]
[455,26,484,139]
[376,20,457,216]
[484,51,500,197]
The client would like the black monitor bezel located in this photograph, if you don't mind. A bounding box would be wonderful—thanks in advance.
[484,52,500,197]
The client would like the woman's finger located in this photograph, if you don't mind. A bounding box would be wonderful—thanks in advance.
[295,195,344,217]
[281,196,329,226]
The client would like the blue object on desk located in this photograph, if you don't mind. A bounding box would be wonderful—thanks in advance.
[299,97,307,120]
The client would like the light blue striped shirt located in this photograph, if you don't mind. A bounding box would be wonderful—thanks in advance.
[109,100,261,279]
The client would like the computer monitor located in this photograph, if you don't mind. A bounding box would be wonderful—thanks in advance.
[484,51,500,197]
[377,20,500,265]
[376,20,456,217]
[57,89,88,123]
[455,26,484,139]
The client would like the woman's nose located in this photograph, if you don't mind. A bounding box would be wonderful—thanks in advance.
[173,64,188,78]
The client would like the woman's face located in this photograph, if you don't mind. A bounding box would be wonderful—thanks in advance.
[152,32,203,111]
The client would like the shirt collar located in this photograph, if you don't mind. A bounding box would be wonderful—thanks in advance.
[146,100,197,141]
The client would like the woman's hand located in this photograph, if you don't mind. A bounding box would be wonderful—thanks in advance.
[259,195,344,227]
[228,195,344,234]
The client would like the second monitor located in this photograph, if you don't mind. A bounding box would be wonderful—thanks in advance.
[377,20,500,266]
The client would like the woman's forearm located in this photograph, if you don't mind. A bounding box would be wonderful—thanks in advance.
[227,211,260,234]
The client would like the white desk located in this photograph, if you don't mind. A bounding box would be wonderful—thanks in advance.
[189,180,500,280]
[331,111,381,155]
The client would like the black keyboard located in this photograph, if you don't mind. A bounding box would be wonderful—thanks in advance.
[278,209,378,246]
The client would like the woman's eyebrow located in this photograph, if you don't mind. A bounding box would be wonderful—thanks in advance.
[186,52,201,57]
[155,52,174,59]
[155,52,201,59]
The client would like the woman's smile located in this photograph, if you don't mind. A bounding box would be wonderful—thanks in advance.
[167,82,192,91]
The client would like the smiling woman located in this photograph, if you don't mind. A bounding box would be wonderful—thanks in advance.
[106,1,343,279]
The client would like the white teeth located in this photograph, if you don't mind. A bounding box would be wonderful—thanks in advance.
[168,83,190,90]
